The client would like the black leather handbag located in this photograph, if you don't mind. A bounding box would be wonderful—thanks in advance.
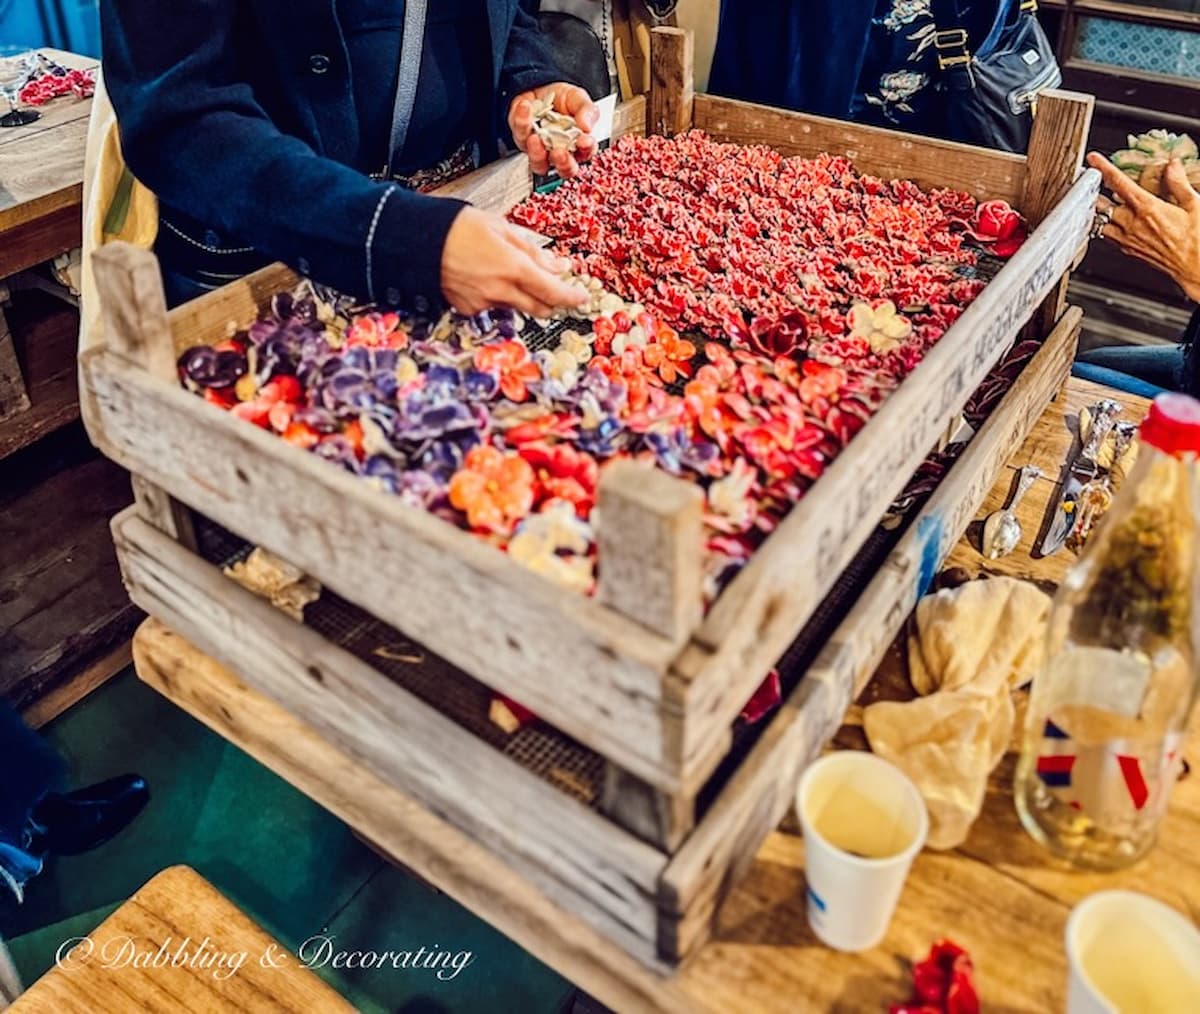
[932,0,1062,153]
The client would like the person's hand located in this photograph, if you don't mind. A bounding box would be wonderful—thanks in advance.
[508,83,598,179]
[1087,151,1200,302]
[441,206,587,317]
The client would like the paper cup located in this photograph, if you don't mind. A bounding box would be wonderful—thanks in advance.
[1066,890,1200,1013]
[796,751,928,952]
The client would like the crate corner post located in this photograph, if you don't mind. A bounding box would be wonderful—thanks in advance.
[91,241,197,550]
[649,26,695,138]
[596,458,705,647]
[1022,89,1096,337]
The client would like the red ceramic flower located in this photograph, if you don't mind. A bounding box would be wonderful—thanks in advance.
[448,445,536,533]
[475,340,542,402]
[231,374,303,428]
[890,939,980,1014]
[518,441,599,516]
[962,200,1027,258]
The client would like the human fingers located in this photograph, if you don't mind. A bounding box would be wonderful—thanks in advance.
[557,84,599,130]
[499,225,571,274]
[526,133,550,176]
[550,146,579,178]
[1086,152,1149,210]
[574,132,597,165]
[509,251,589,310]
[1164,158,1200,211]
[509,97,534,149]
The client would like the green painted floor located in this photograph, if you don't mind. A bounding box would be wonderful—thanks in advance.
[0,669,574,1012]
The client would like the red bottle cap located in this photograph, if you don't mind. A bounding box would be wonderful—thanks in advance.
[1140,392,1200,457]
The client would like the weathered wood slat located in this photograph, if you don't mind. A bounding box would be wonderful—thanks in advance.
[692,94,1028,205]
[91,245,197,549]
[113,510,668,964]
[658,306,1082,961]
[132,620,693,1013]
[649,27,694,138]
[665,170,1099,792]
[165,263,299,356]
[82,348,686,789]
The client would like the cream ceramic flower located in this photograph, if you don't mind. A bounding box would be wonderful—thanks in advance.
[395,355,420,385]
[508,500,595,592]
[558,328,594,364]
[848,300,912,355]
[707,458,757,531]
[537,348,581,387]
[611,325,648,356]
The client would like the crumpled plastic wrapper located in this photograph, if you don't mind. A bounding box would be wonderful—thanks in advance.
[864,577,1051,849]
[223,548,321,621]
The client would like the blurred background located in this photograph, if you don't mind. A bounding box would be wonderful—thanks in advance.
[0,0,100,59]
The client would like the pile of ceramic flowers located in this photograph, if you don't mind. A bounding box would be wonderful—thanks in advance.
[178,133,1025,603]
[17,56,95,105]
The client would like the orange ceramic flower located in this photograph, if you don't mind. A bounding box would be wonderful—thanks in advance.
[345,311,407,350]
[642,328,696,385]
[588,349,652,412]
[449,445,536,533]
[474,340,541,402]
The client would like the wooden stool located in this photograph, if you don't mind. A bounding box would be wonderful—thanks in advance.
[10,866,354,1013]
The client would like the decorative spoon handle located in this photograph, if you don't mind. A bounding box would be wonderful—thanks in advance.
[1008,464,1042,512]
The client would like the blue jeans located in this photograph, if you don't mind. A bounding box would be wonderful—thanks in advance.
[1073,344,1186,400]
[0,703,65,903]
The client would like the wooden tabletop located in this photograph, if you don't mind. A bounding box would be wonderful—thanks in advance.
[128,377,1200,1013]
[0,49,96,277]
[10,866,355,1013]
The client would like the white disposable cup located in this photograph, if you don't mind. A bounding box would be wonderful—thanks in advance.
[1065,890,1200,1013]
[796,751,929,952]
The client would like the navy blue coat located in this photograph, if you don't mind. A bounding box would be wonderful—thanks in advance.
[100,0,567,305]
[709,1,1018,121]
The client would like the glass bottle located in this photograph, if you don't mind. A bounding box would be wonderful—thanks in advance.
[1014,393,1200,870]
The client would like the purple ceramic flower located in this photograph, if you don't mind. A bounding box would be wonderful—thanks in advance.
[644,427,721,476]
[178,346,246,389]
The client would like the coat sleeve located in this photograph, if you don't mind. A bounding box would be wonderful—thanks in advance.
[496,0,581,115]
[100,0,466,305]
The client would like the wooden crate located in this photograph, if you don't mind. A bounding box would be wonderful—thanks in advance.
[82,28,1094,965]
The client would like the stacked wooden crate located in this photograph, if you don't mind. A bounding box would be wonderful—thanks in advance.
[81,29,1097,968]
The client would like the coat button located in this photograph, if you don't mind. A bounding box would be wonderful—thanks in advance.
[203,229,221,248]
[309,53,331,74]
[385,287,401,305]
[297,257,311,276]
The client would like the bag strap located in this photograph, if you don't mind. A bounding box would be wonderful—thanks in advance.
[383,0,430,179]
[927,0,1040,73]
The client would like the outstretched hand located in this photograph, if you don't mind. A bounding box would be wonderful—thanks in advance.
[508,83,598,179]
[440,207,588,317]
[1087,151,1200,302]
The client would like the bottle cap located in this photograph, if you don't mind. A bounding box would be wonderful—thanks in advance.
[1140,392,1200,457]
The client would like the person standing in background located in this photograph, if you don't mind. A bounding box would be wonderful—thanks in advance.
[708,1,1020,140]
[101,0,599,314]
[0,701,149,907]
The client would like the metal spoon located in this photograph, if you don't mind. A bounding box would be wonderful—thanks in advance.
[982,464,1043,560]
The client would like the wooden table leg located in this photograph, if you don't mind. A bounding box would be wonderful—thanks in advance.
[0,302,31,423]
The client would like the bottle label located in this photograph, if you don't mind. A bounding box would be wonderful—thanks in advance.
[1034,719,1184,825]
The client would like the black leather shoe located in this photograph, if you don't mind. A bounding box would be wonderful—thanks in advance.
[27,775,150,857]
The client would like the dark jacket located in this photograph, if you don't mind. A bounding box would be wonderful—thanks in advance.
[100,0,566,305]
[709,1,1018,122]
